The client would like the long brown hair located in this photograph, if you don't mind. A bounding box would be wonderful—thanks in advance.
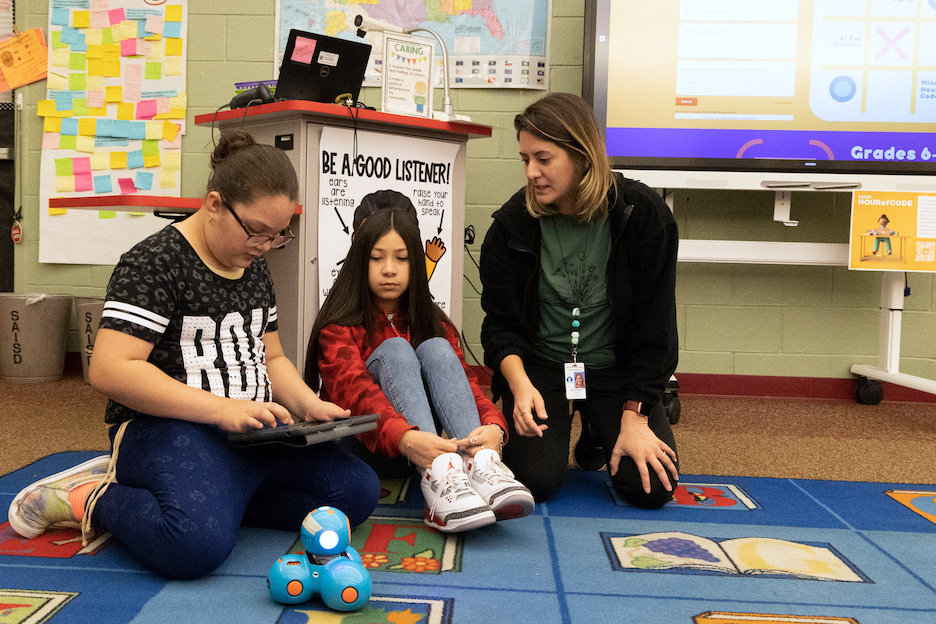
[514,92,615,223]
[304,208,447,389]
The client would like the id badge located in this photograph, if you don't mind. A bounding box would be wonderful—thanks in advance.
[564,362,586,400]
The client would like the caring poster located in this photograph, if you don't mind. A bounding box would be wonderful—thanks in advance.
[849,191,936,272]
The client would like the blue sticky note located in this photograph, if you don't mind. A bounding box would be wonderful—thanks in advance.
[53,91,73,111]
[163,22,182,39]
[137,20,148,38]
[113,120,131,138]
[129,122,146,140]
[60,27,82,45]
[134,171,154,190]
[127,150,145,169]
[60,118,79,136]
[70,34,87,52]
[96,119,114,137]
[51,8,70,27]
[94,175,113,194]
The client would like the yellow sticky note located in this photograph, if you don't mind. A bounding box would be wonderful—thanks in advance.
[160,169,177,189]
[76,135,96,153]
[170,92,187,109]
[128,212,147,216]
[86,29,104,47]
[73,11,90,28]
[165,38,183,56]
[89,106,108,117]
[51,48,70,68]
[162,150,181,170]
[90,152,110,170]
[165,5,183,21]
[105,86,123,103]
[110,152,128,169]
[87,58,104,76]
[120,21,137,41]
[104,59,122,77]
[56,176,75,193]
[99,211,117,219]
[86,44,104,59]
[49,207,68,216]
[117,102,135,120]
[148,40,164,59]
[44,117,62,133]
[143,154,160,168]
[47,72,68,91]
[145,121,161,140]
[37,100,72,118]
[164,57,182,76]
[78,118,96,137]
[86,75,104,91]
[162,121,180,142]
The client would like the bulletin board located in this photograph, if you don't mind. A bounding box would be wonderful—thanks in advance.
[37,0,187,265]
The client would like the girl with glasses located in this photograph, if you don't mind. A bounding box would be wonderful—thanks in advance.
[7,130,380,579]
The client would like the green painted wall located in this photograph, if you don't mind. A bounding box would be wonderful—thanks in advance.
[11,0,936,381]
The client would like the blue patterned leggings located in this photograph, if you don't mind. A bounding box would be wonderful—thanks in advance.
[91,416,380,579]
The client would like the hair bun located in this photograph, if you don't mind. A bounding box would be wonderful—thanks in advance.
[210,130,256,170]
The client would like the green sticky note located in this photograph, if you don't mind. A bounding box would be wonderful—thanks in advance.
[141,139,160,157]
[71,98,91,117]
[59,135,78,150]
[102,28,115,46]
[54,158,73,176]
[69,53,87,71]
[51,31,68,49]
[98,211,117,219]
[68,74,87,91]
[144,62,162,80]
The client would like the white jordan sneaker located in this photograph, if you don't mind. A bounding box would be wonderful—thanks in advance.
[465,449,535,521]
[420,453,496,532]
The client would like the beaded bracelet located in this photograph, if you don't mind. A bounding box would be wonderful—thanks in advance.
[485,423,505,451]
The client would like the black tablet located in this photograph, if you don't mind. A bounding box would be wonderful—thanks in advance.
[228,413,379,448]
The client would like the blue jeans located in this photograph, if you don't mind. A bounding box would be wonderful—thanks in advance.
[91,416,381,580]
[365,337,481,440]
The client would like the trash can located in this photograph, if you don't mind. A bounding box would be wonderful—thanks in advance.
[75,297,105,384]
[0,293,74,383]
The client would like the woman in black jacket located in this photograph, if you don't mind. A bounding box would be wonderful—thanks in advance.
[479,93,679,509]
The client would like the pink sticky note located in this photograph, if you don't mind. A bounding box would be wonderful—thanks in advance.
[118,177,137,194]
[42,132,60,149]
[145,15,164,35]
[291,36,317,64]
[91,11,109,29]
[135,99,157,119]
[125,64,142,82]
[120,38,138,57]
[108,8,125,25]
[75,173,94,192]
[72,157,92,175]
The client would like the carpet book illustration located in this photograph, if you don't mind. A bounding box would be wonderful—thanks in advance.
[1,453,935,623]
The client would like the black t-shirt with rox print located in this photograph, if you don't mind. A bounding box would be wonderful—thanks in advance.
[98,225,278,425]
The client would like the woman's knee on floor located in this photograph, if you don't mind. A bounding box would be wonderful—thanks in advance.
[610,467,678,510]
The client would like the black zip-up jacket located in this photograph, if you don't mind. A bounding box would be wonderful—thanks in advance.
[479,173,679,405]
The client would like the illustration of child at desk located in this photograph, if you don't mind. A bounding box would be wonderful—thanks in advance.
[860,214,905,261]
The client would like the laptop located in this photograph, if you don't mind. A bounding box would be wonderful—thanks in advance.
[275,29,371,106]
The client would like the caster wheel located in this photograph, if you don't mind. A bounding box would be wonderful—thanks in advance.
[665,396,681,425]
[854,377,883,405]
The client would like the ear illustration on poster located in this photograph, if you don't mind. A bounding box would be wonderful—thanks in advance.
[317,126,459,310]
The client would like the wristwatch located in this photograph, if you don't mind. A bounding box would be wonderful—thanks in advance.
[624,400,653,417]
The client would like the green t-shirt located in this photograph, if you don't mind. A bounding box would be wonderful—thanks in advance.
[535,214,616,367]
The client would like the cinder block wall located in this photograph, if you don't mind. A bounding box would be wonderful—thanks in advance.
[12,0,936,382]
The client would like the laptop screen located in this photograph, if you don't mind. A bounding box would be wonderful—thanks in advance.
[275,29,371,106]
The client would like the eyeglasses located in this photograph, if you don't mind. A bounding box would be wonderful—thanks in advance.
[220,197,295,249]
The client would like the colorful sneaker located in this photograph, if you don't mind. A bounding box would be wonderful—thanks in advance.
[8,455,110,539]
[465,449,535,521]
[421,453,495,532]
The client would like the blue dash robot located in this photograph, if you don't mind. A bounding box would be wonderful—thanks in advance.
[267,506,372,611]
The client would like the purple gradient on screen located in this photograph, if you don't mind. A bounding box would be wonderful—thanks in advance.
[607,128,935,162]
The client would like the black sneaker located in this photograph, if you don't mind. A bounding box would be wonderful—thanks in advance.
[574,421,606,471]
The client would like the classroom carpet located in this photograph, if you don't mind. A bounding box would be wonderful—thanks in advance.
[1,451,934,624]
